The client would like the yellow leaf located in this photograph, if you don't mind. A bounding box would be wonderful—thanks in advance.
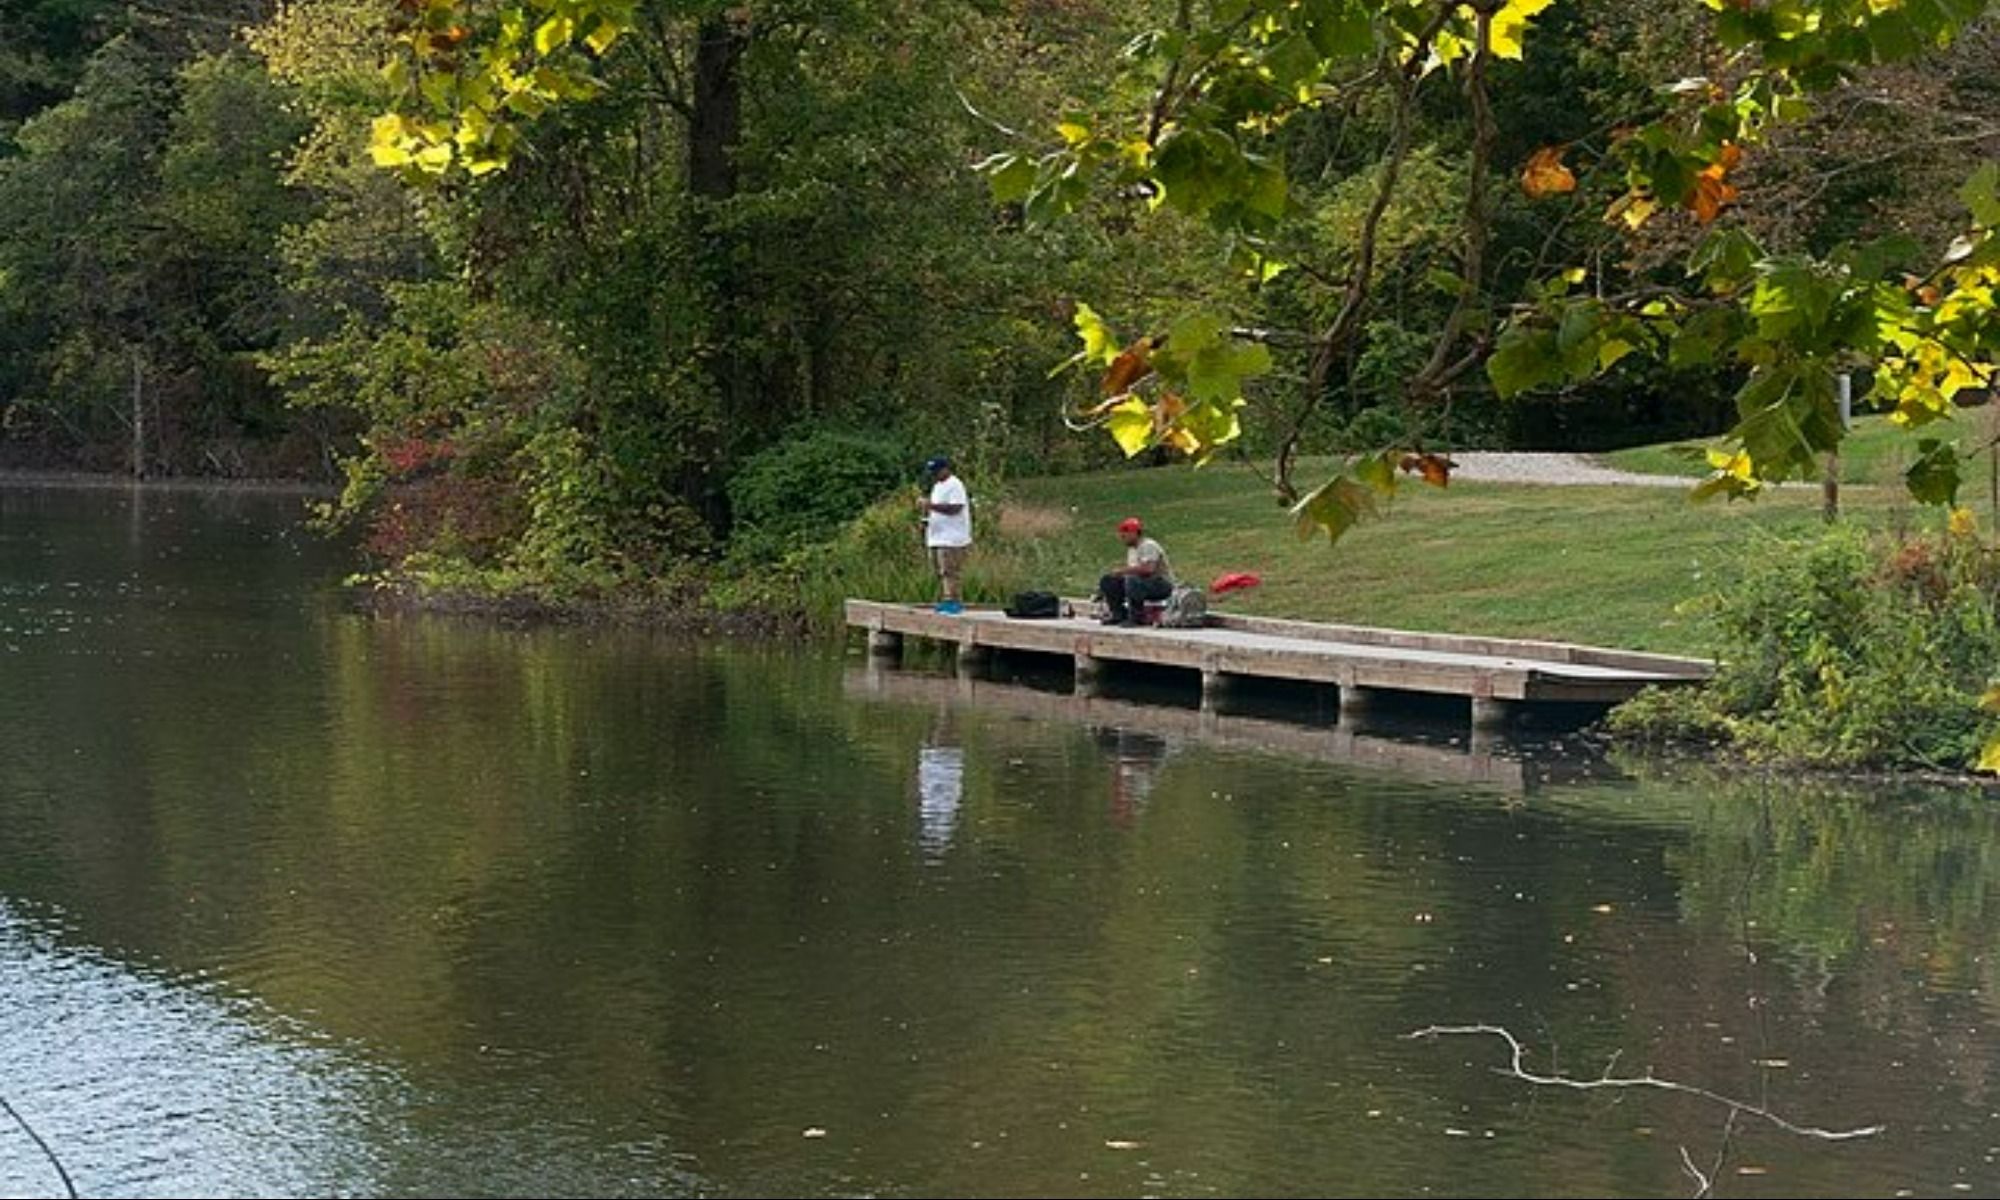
[583,19,622,56]
[1056,120,1091,146]
[1980,684,2000,712]
[369,141,414,167]
[1103,397,1154,457]
[1490,0,1555,60]
[414,141,454,172]
[1607,191,1658,230]
[1950,506,1978,537]
[1979,733,2000,774]
[534,14,575,56]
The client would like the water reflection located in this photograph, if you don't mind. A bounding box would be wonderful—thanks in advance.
[917,713,965,860]
[1095,729,1172,827]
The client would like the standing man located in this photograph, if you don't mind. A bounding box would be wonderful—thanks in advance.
[1099,517,1172,626]
[919,455,971,614]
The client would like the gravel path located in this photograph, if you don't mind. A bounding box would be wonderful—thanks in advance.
[1445,451,1691,488]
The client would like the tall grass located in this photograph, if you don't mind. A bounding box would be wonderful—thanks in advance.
[715,494,1084,630]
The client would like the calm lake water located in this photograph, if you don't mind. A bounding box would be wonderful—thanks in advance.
[1,483,1998,1198]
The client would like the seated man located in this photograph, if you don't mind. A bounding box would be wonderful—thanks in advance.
[1098,517,1173,626]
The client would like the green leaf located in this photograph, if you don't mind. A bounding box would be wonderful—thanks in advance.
[1961,162,2000,227]
[1152,128,1243,219]
[1291,475,1379,544]
[1426,267,1467,298]
[1487,324,1562,398]
[982,153,1038,205]
[1304,0,1373,58]
[1244,157,1288,220]
[1164,311,1225,356]
[1179,397,1245,455]
[1669,307,1736,369]
[1352,451,1397,494]
[1262,35,1322,89]
[1690,227,1763,292]
[1907,437,1963,505]
[1185,340,1271,403]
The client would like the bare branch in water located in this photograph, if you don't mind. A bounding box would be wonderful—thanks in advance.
[1404,1024,1885,1143]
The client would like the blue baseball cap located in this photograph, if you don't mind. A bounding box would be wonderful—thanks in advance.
[923,455,951,474]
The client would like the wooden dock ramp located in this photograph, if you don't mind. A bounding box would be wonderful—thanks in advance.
[844,599,1711,730]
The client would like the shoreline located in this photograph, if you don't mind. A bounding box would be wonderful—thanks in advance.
[351,576,813,638]
[0,467,336,495]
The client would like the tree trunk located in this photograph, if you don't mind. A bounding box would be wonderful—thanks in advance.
[689,15,746,202]
[687,13,751,525]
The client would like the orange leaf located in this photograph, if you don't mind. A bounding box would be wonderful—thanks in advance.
[1521,146,1577,199]
[1399,453,1455,487]
[1100,337,1156,397]
[1686,142,1744,224]
[1152,391,1187,433]
[1688,168,1738,224]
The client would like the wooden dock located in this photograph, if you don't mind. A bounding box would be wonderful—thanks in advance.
[844,599,1711,729]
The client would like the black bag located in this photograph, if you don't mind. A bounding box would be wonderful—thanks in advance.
[1004,590,1061,619]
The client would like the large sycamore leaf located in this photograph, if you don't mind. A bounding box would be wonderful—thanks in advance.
[1906,437,1963,505]
[1291,475,1379,544]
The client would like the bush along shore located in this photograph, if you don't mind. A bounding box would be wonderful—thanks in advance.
[1609,520,2000,776]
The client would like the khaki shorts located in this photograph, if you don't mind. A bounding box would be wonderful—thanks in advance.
[930,545,968,580]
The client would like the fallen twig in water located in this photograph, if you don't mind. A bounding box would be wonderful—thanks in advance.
[0,1089,78,1200]
[1404,1024,1884,1143]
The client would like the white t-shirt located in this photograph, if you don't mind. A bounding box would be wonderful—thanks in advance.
[926,476,972,547]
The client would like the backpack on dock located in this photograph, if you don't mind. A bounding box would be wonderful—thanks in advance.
[1004,590,1062,619]
[1159,585,1209,628]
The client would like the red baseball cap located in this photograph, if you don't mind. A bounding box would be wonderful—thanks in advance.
[1117,517,1143,535]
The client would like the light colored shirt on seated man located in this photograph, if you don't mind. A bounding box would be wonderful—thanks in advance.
[926,476,972,547]
[1126,537,1171,584]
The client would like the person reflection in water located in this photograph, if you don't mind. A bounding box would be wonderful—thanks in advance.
[917,712,964,861]
[1095,728,1172,829]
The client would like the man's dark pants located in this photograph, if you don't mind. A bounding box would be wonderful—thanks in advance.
[1098,573,1173,622]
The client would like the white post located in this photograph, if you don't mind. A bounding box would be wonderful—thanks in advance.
[1824,371,1851,523]
[131,346,144,480]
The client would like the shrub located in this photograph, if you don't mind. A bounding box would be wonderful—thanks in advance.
[726,430,911,560]
[1609,523,2000,770]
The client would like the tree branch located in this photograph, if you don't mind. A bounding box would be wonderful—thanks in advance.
[1405,1024,1886,1142]
[1410,3,1497,400]
[1145,0,1197,145]
[1269,1,1464,501]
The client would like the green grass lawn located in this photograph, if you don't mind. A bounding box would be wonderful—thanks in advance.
[1600,413,1990,487]
[997,461,1932,656]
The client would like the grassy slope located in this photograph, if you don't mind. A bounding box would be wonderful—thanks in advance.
[1601,413,1982,486]
[998,460,1919,656]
